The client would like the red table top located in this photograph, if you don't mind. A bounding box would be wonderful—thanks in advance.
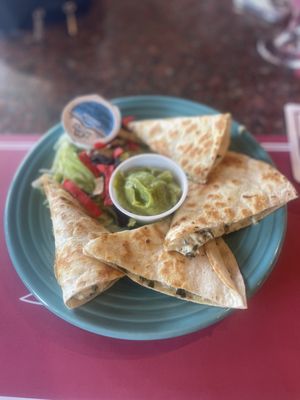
[1,134,300,400]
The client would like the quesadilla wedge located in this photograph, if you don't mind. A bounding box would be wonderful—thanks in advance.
[39,174,124,308]
[84,220,247,309]
[128,113,231,183]
[165,151,298,256]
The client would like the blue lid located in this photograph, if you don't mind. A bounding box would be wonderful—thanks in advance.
[61,94,121,148]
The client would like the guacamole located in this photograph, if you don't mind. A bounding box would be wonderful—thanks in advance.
[113,168,182,216]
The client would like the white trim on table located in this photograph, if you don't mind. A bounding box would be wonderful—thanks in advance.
[259,142,290,152]
[0,140,291,153]
[0,141,37,151]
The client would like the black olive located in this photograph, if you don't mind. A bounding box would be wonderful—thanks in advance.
[112,206,130,227]
[176,288,187,298]
[90,154,114,165]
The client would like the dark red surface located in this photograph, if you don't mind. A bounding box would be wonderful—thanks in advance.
[1,135,300,400]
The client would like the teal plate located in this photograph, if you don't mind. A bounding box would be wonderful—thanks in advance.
[4,95,286,340]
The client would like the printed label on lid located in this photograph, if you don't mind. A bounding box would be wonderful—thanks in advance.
[62,94,121,148]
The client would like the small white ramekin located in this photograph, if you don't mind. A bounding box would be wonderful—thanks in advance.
[109,154,188,223]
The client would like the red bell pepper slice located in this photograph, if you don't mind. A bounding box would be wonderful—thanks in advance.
[78,151,99,177]
[96,164,114,205]
[122,115,135,128]
[93,141,107,149]
[62,179,102,218]
[113,147,124,159]
[96,164,109,175]
[104,164,114,206]
[127,140,140,151]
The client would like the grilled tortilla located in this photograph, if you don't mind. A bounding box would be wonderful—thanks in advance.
[40,174,124,308]
[165,151,298,256]
[128,113,231,183]
[84,220,247,309]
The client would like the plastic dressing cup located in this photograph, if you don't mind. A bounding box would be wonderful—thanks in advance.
[62,94,121,149]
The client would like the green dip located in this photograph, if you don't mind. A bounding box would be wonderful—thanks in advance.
[113,168,182,216]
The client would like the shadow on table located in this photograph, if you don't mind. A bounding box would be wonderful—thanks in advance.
[81,324,220,360]
[32,309,224,360]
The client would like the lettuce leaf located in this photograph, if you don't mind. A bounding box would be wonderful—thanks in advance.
[51,135,95,194]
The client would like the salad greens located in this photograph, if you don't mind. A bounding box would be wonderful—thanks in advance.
[39,129,146,230]
[51,135,95,194]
